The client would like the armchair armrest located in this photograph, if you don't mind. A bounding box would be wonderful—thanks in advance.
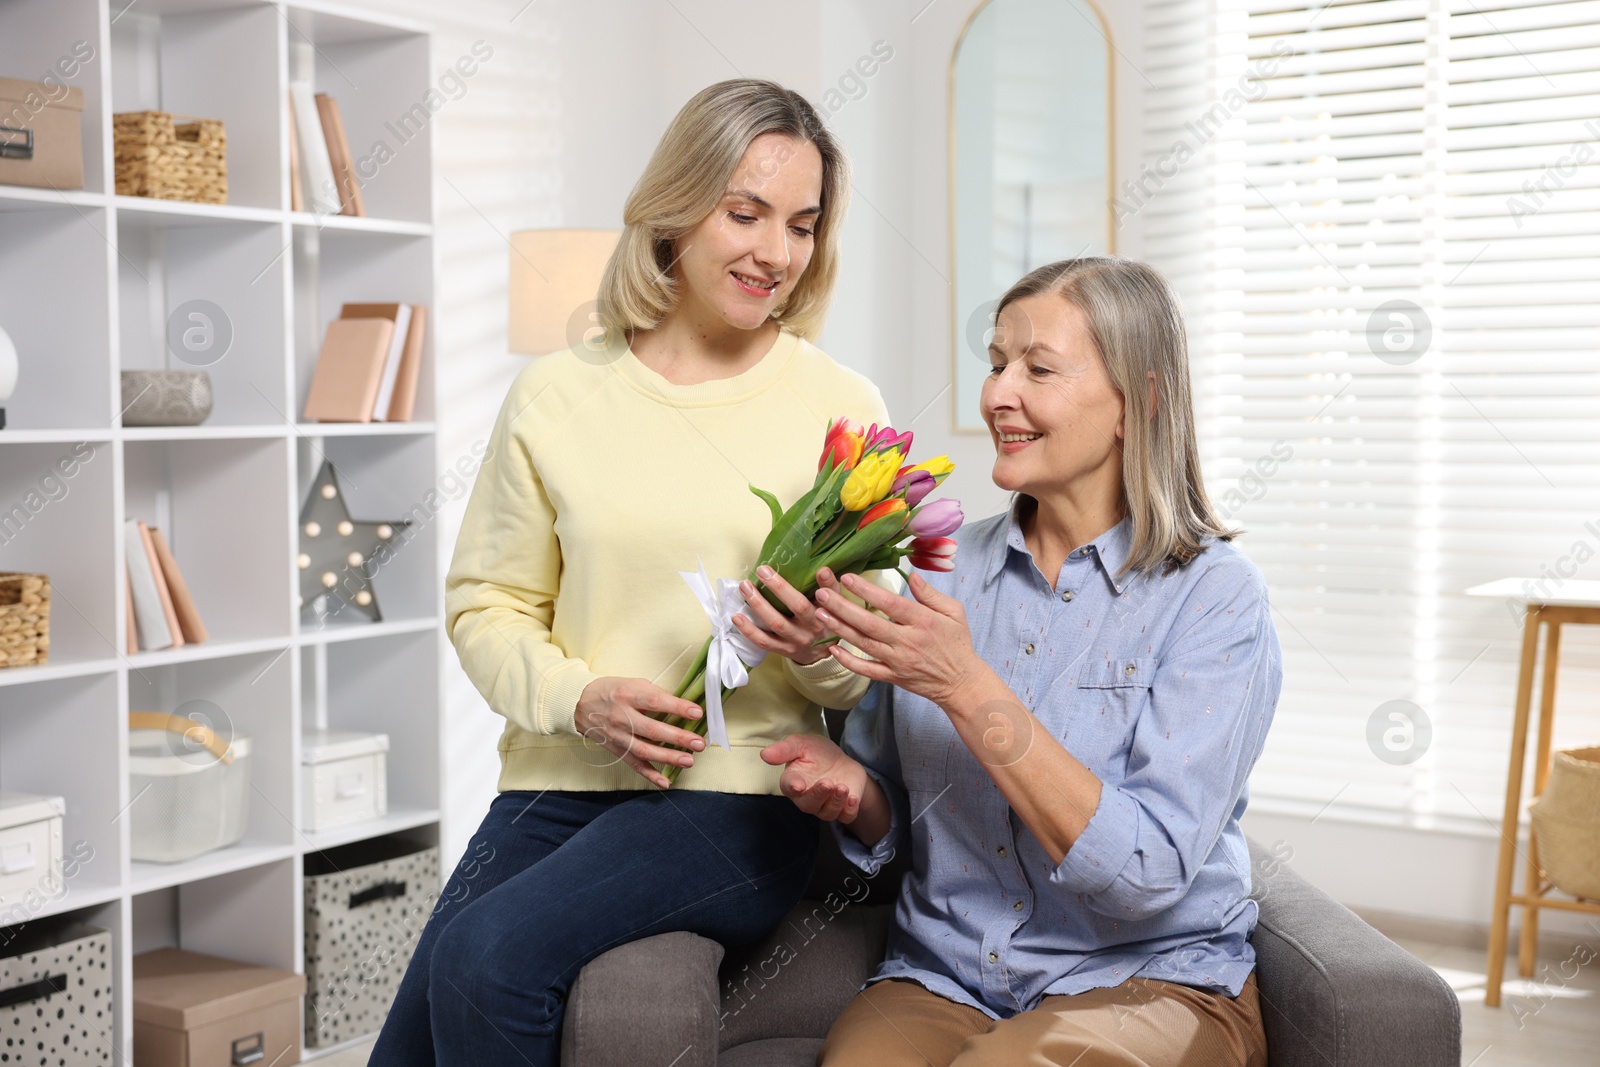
[1247,839,1461,1067]
[560,931,724,1067]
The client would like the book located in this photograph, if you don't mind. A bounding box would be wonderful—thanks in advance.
[287,90,303,213]
[125,519,175,651]
[140,522,184,651]
[289,80,340,216]
[387,305,426,422]
[314,92,365,217]
[303,317,395,422]
[340,303,411,421]
[149,527,209,644]
[124,567,136,655]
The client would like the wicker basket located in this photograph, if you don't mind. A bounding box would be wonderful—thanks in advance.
[0,572,49,668]
[1530,745,1600,902]
[113,111,227,204]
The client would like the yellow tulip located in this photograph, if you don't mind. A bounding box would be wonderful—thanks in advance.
[841,450,900,511]
[906,455,954,481]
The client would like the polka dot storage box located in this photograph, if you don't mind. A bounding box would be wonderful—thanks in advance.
[0,917,112,1065]
[303,835,438,1048]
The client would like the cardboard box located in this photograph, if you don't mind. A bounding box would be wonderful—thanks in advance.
[133,948,306,1067]
[0,76,86,190]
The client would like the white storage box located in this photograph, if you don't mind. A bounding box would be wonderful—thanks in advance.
[128,715,251,864]
[0,791,64,909]
[301,730,388,832]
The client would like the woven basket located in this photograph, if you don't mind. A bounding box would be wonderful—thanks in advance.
[1530,745,1600,902]
[0,572,50,668]
[113,111,227,204]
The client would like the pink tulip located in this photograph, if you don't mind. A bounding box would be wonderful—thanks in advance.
[907,499,964,538]
[864,424,913,456]
[908,536,957,572]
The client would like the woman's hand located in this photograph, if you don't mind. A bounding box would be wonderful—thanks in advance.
[574,677,706,789]
[759,733,870,823]
[730,566,845,667]
[814,571,984,708]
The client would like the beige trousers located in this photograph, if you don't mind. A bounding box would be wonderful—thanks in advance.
[816,973,1269,1067]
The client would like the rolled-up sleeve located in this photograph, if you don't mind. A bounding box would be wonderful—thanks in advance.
[1051,576,1280,921]
[832,680,911,875]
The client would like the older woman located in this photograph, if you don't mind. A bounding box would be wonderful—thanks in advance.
[762,258,1280,1066]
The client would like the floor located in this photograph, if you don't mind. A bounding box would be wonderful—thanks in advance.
[312,939,1598,1066]
[1390,936,1600,1067]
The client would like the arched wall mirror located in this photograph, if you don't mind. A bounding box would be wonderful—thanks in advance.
[950,0,1114,432]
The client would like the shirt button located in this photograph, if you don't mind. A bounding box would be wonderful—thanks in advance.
[988,951,999,963]
[1012,900,1024,911]
[1124,663,1136,676]
[1025,643,1035,655]
[1061,590,1074,602]
[997,846,1007,857]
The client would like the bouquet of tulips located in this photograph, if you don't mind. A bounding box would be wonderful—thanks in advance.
[659,417,963,782]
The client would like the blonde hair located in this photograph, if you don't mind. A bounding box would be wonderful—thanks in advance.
[995,257,1233,575]
[597,79,849,342]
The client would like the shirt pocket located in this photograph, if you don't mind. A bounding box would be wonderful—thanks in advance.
[1067,655,1155,775]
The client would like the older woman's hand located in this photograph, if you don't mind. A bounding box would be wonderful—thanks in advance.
[814,571,983,708]
[730,566,845,666]
[759,734,870,823]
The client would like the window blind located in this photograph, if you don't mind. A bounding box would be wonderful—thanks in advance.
[1140,0,1600,830]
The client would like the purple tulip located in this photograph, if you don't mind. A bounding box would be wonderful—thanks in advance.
[892,469,936,506]
[907,498,964,538]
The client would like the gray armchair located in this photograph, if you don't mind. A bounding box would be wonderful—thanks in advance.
[560,823,1461,1067]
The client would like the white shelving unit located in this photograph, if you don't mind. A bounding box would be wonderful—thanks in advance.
[0,1,444,1061]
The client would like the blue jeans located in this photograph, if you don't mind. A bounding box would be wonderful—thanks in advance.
[369,788,819,1066]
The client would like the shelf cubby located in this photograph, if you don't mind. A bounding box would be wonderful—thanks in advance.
[285,9,433,224]
[132,856,298,971]
[0,672,124,912]
[0,0,108,195]
[0,204,114,430]
[109,0,283,210]
[116,211,291,426]
[123,435,292,646]
[0,439,119,663]
[314,628,439,813]
[292,226,435,424]
[294,431,438,629]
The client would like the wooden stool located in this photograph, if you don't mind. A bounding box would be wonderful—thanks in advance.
[1467,579,1600,1007]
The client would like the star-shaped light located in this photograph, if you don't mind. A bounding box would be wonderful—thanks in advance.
[297,460,410,624]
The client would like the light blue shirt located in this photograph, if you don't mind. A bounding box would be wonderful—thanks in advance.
[834,501,1282,1019]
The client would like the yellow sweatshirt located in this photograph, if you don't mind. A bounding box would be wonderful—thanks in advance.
[446,328,893,793]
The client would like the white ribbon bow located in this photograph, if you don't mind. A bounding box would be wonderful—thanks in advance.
[680,558,769,750]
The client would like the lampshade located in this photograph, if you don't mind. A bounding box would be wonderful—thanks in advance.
[507,229,621,356]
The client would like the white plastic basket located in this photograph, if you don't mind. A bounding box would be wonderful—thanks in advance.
[128,714,252,864]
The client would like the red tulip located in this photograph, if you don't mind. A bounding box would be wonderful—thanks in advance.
[819,416,866,472]
[908,536,957,572]
[857,497,908,530]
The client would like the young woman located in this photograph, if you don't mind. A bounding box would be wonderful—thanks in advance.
[763,258,1280,1066]
[371,79,891,1066]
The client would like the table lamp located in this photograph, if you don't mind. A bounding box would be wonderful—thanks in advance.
[507,229,621,356]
